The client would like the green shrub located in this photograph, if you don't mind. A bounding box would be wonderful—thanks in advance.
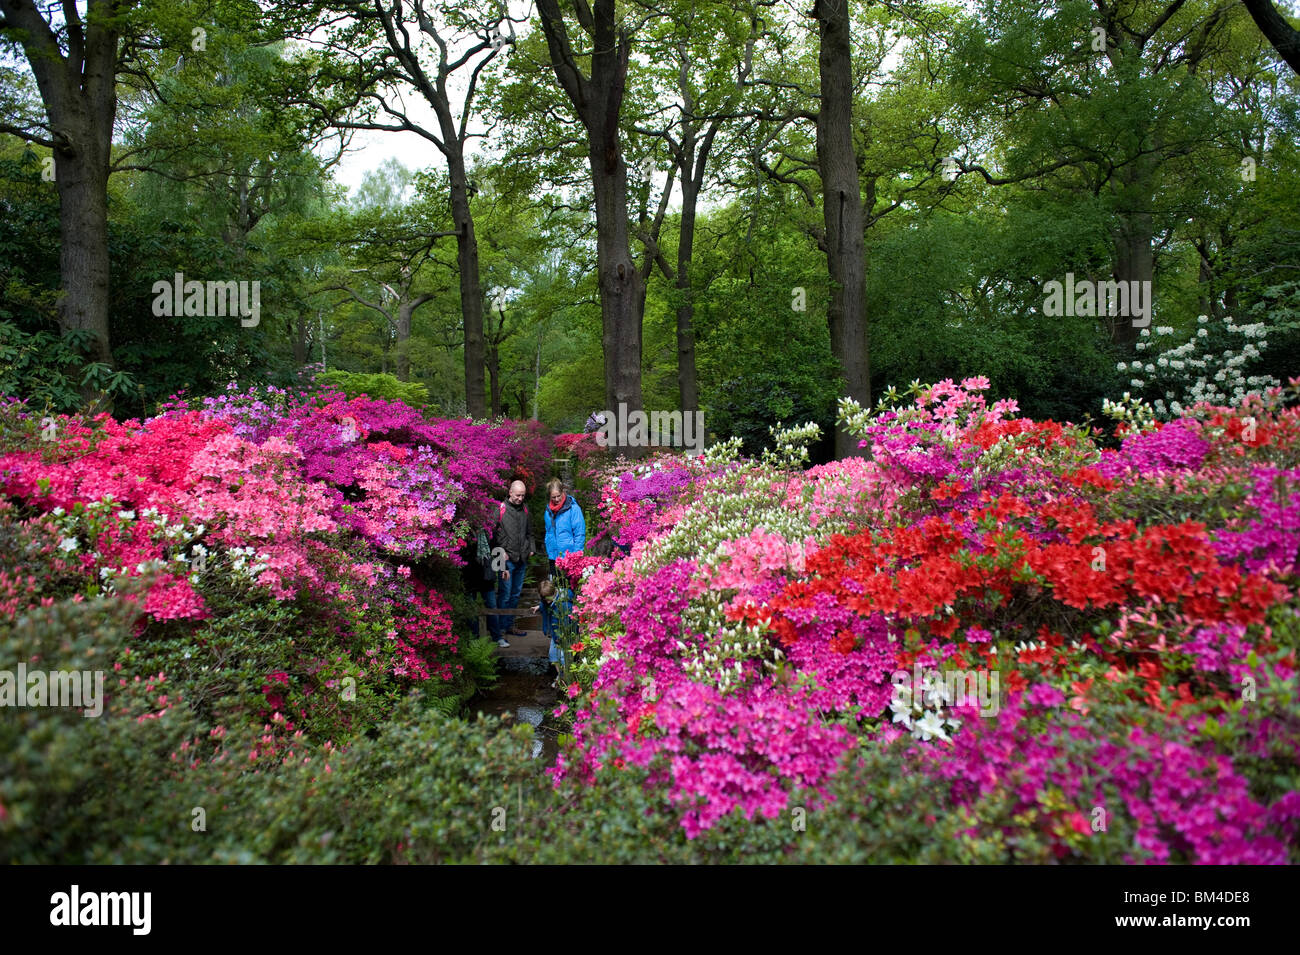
[316,370,429,408]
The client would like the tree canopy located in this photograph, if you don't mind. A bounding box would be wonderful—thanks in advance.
[2,0,1296,442]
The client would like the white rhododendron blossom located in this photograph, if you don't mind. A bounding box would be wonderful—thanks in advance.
[1118,314,1286,418]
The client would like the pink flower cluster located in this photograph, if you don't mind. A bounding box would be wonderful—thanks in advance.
[919,695,1298,864]
[1,383,552,692]
[689,529,812,601]
[558,561,862,837]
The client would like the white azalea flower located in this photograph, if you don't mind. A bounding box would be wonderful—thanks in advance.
[915,711,950,742]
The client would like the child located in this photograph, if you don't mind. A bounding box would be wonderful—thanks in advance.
[536,578,574,687]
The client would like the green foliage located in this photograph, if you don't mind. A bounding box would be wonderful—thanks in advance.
[1247,281,1300,387]
[0,588,206,864]
[690,217,841,457]
[0,153,137,410]
[246,704,541,864]
[866,204,1127,425]
[708,363,839,459]
[459,636,501,693]
[316,370,430,407]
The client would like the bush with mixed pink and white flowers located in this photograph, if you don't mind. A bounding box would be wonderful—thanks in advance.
[0,384,548,734]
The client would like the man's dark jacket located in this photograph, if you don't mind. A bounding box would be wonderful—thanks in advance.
[492,500,534,565]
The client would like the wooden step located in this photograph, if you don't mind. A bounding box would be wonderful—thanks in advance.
[493,629,550,659]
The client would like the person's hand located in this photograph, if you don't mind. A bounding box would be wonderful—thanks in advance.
[498,570,507,580]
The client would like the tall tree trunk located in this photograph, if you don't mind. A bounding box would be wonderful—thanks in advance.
[533,326,542,421]
[1243,0,1300,76]
[4,0,124,408]
[396,299,415,382]
[536,0,644,451]
[1111,216,1153,350]
[675,167,700,416]
[1222,231,1240,317]
[55,147,114,386]
[487,345,501,417]
[1111,159,1155,351]
[1196,240,1214,320]
[658,27,748,420]
[590,127,645,420]
[814,0,869,459]
[446,147,487,417]
[293,311,309,366]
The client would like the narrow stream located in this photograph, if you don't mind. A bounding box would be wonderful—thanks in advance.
[470,590,561,763]
[472,668,561,763]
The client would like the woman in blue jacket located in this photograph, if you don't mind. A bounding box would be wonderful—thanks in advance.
[543,477,586,573]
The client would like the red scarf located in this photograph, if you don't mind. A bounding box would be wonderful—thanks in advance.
[548,495,567,514]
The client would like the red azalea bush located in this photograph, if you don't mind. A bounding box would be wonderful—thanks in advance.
[554,431,605,465]
[510,419,556,494]
[392,581,459,682]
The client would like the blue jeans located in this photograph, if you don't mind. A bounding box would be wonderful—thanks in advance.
[485,558,526,639]
[541,601,561,664]
[541,597,574,665]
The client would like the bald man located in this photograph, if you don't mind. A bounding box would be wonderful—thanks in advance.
[485,479,535,646]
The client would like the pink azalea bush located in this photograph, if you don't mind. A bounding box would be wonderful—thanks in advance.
[162,383,545,545]
[0,384,552,742]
